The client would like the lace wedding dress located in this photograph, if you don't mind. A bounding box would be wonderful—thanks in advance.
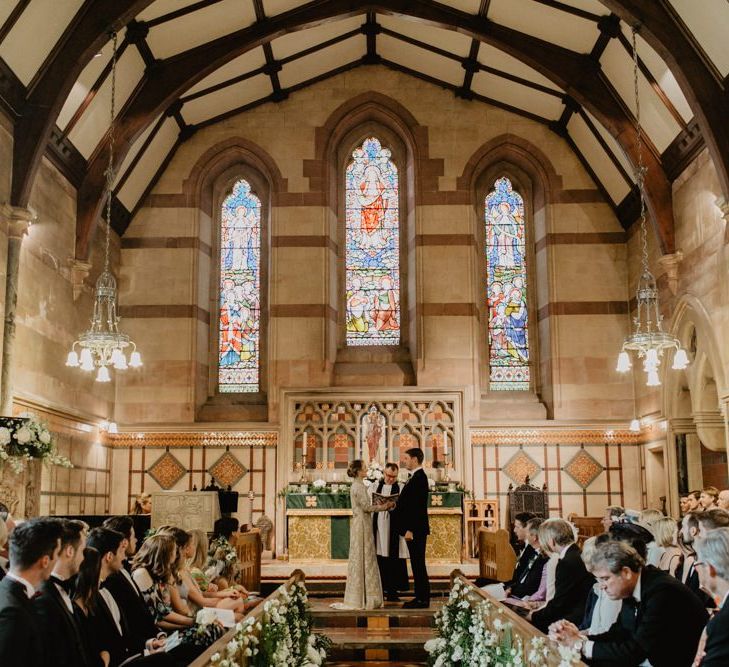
[331,478,384,610]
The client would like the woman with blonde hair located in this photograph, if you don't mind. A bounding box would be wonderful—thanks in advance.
[638,508,663,566]
[131,492,152,515]
[653,517,682,576]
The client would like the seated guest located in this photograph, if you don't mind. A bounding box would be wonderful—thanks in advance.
[687,490,702,512]
[700,487,720,511]
[638,509,663,566]
[505,516,547,600]
[33,519,89,667]
[579,537,621,635]
[601,506,625,532]
[206,517,241,588]
[681,511,716,607]
[0,517,64,666]
[718,490,729,511]
[679,495,691,516]
[652,517,682,576]
[131,534,198,633]
[476,511,536,588]
[529,518,593,633]
[696,508,729,538]
[503,518,549,609]
[693,528,729,666]
[132,493,153,515]
[550,540,707,666]
[102,516,162,654]
[76,528,176,667]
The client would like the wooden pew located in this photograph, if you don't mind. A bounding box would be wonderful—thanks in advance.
[478,527,517,582]
[190,569,305,667]
[451,570,587,666]
[231,529,262,593]
[568,515,604,547]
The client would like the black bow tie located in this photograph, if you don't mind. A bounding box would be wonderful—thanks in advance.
[52,575,75,595]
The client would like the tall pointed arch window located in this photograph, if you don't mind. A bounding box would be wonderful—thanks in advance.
[218,179,261,393]
[485,176,530,390]
[345,137,400,346]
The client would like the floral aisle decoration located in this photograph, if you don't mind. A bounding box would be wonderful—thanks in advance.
[183,608,226,647]
[210,580,330,667]
[424,578,581,667]
[0,414,72,474]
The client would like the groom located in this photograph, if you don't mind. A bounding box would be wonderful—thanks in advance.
[393,447,430,608]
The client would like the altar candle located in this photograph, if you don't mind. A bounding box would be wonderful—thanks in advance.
[303,432,308,463]
[443,431,449,455]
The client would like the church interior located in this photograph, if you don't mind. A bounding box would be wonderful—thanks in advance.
[0,0,728,664]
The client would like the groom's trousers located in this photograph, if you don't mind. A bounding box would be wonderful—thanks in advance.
[407,534,430,603]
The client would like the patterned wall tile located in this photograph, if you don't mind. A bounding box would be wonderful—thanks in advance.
[563,449,604,489]
[208,451,248,488]
[502,449,542,485]
[147,452,187,490]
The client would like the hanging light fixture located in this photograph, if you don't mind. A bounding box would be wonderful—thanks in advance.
[615,26,687,386]
[66,32,142,382]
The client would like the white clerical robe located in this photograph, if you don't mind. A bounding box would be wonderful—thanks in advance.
[373,483,409,558]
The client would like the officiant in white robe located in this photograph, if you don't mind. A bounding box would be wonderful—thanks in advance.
[372,463,409,600]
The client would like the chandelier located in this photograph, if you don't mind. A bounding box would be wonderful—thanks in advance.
[615,26,687,388]
[66,33,142,382]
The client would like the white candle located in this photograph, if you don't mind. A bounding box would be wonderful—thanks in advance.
[443,431,449,455]
[302,432,308,463]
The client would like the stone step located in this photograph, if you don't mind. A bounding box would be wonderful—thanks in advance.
[323,627,431,662]
[310,598,439,628]
[328,662,426,667]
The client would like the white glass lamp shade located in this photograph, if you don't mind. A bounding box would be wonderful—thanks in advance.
[629,418,641,433]
[129,351,142,368]
[672,348,689,370]
[96,366,111,383]
[616,351,631,373]
[646,369,661,387]
[66,350,79,367]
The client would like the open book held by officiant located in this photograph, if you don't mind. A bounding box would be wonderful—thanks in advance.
[371,491,399,506]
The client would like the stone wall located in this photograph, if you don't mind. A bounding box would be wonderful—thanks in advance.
[117,66,634,429]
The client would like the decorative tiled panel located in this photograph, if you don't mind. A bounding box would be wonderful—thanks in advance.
[147,452,187,489]
[563,449,604,489]
[105,431,278,448]
[502,449,542,485]
[208,451,248,487]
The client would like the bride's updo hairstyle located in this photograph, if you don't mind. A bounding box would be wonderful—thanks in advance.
[347,459,364,478]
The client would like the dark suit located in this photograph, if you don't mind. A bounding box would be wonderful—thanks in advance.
[685,561,716,608]
[0,575,46,666]
[33,577,90,667]
[392,468,430,603]
[589,565,708,667]
[531,543,593,632]
[701,600,729,666]
[104,568,159,653]
[508,544,547,599]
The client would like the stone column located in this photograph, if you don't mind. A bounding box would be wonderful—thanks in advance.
[0,204,34,415]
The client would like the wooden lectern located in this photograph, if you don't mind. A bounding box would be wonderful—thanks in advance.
[151,491,220,532]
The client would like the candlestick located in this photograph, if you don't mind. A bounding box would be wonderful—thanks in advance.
[443,431,448,455]
[303,432,308,468]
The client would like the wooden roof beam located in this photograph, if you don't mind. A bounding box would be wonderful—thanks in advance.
[10,0,154,208]
[598,0,729,206]
[75,0,675,257]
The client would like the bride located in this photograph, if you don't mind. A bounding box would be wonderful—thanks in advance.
[333,459,394,610]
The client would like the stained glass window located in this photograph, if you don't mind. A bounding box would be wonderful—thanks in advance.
[345,137,400,346]
[218,179,261,392]
[485,176,530,390]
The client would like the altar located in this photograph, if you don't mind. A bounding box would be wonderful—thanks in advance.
[285,490,464,562]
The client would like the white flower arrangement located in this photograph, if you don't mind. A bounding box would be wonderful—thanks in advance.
[312,478,326,489]
[425,578,581,667]
[365,460,384,484]
[210,580,330,667]
[0,414,72,474]
[196,608,218,626]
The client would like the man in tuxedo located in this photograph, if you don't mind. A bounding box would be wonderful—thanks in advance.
[102,516,161,653]
[0,517,64,666]
[696,508,729,537]
[508,517,547,599]
[550,540,707,666]
[681,512,716,607]
[530,518,592,632]
[694,528,729,666]
[34,519,90,667]
[372,462,408,601]
[476,511,536,589]
[392,447,430,608]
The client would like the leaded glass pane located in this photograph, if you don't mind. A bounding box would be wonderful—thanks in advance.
[485,176,530,390]
[218,179,261,392]
[345,137,400,346]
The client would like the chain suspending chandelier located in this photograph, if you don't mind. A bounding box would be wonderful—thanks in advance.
[66,33,142,382]
[615,26,687,388]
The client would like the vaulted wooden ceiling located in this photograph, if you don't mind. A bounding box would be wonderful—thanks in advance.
[0,0,727,260]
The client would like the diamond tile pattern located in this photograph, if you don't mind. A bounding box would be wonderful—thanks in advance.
[564,449,604,489]
[147,451,187,489]
[502,450,541,485]
[208,451,248,488]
